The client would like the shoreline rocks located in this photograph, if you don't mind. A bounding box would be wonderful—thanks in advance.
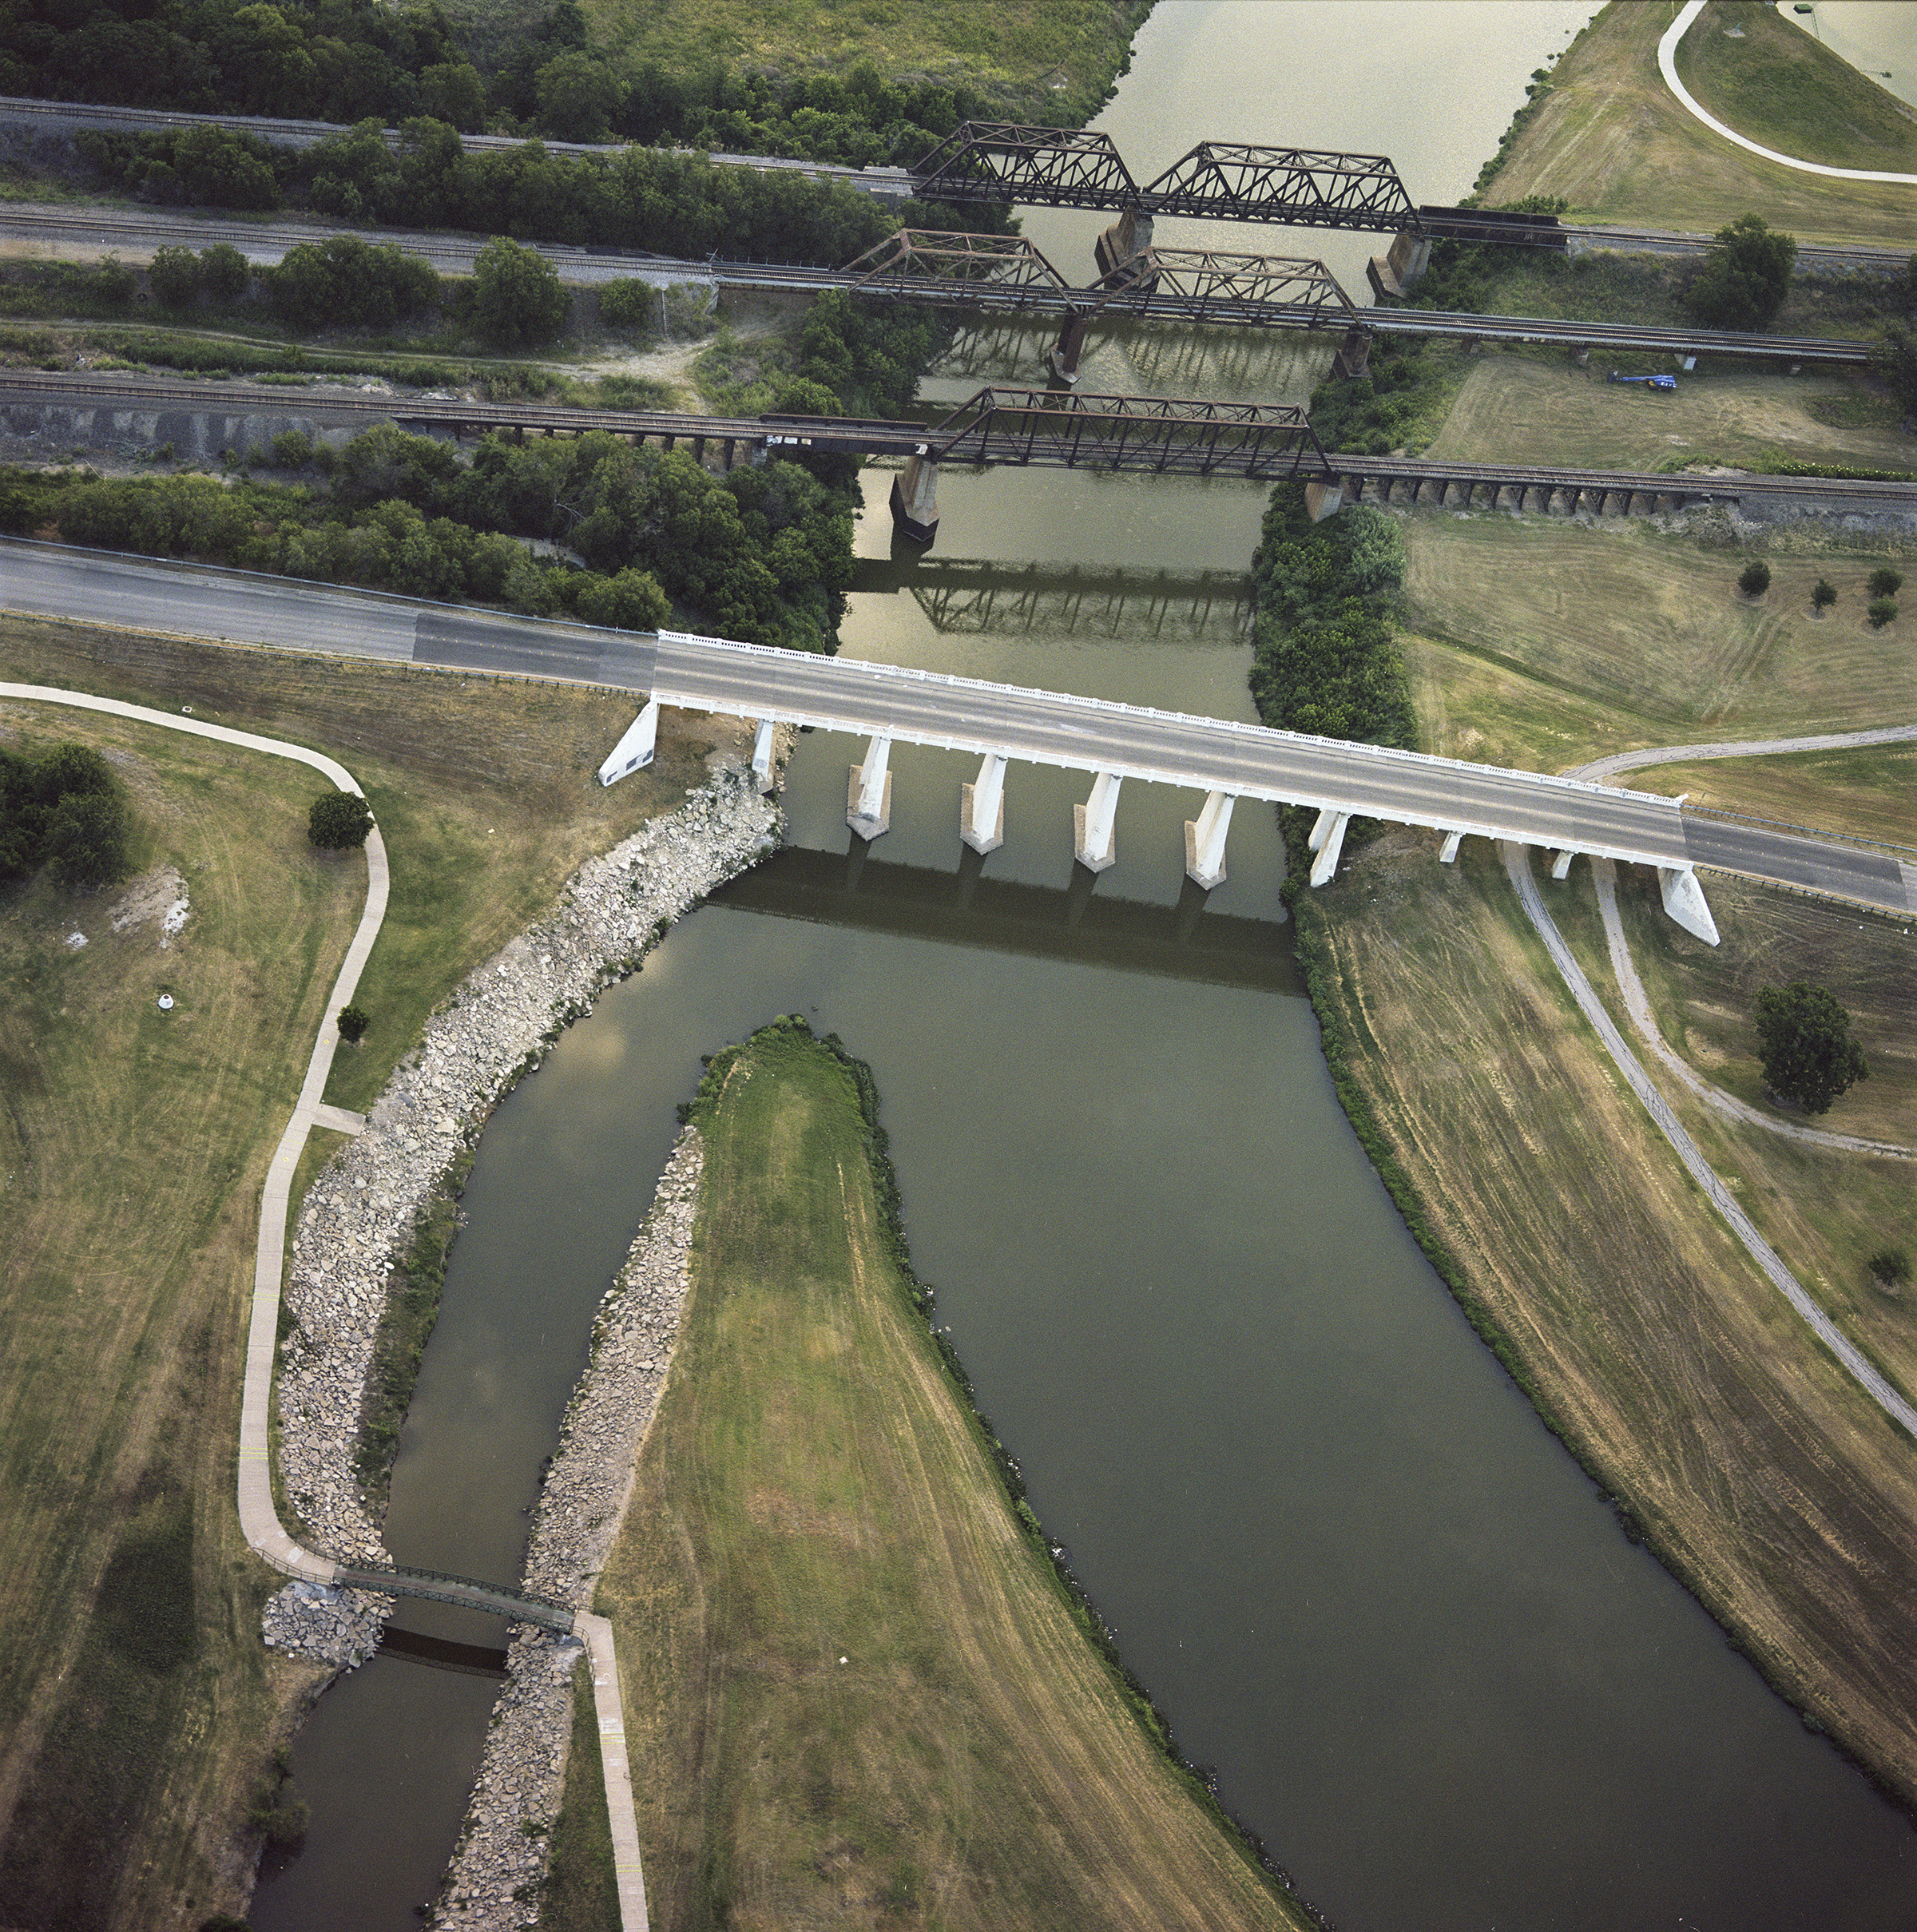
[258,752,777,1668]
[431,1128,706,1928]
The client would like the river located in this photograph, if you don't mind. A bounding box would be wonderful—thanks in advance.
[251,6,1917,1930]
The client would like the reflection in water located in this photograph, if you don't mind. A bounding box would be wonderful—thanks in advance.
[851,552,1252,642]
[715,843,1298,994]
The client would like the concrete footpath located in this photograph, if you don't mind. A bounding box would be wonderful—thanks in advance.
[0,684,650,1932]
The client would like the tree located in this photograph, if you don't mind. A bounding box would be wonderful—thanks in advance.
[1754,981,1868,1114]
[42,786,132,886]
[199,242,251,304]
[419,60,488,133]
[1868,595,1899,628]
[470,236,571,348]
[1812,577,1836,614]
[1868,567,1903,597]
[535,49,625,143]
[149,244,201,307]
[1685,214,1796,331]
[1871,318,1917,420]
[335,1003,370,1042]
[308,791,375,850]
[1738,559,1770,597]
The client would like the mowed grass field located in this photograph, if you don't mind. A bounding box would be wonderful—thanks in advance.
[1301,499,1917,1798]
[591,1025,1306,1932]
[0,615,728,1930]
[1482,0,1915,244]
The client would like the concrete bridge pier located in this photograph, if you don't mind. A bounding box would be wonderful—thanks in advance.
[961,752,1008,854]
[1332,326,1373,381]
[890,448,939,546]
[1050,311,1091,385]
[1571,343,1590,367]
[1658,865,1721,946]
[1367,227,1431,300]
[847,733,893,839]
[597,696,658,786]
[1074,771,1123,872]
[1304,475,1346,522]
[1185,789,1236,889]
[1308,807,1350,886]
[751,718,777,792]
[1439,830,1464,863]
[1095,207,1153,281]
[1550,848,1576,880]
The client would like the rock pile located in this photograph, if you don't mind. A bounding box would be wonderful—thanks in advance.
[260,1578,390,1668]
[434,1131,704,1927]
[260,760,777,1668]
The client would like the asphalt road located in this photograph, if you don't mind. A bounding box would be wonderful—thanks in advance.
[4,539,1909,915]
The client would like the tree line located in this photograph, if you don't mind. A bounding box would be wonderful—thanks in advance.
[0,421,858,653]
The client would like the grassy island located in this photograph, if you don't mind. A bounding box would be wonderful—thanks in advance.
[582,1020,1307,1932]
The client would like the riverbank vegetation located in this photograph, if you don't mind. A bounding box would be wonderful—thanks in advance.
[0,613,733,1926]
[1278,496,1917,1803]
[588,1018,1310,1931]
[1477,0,1914,245]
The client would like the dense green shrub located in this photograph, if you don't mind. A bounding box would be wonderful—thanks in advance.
[1868,566,1903,597]
[0,739,134,886]
[267,236,440,332]
[1739,559,1771,597]
[308,791,375,851]
[1685,215,1796,331]
[1867,595,1899,628]
[471,236,570,348]
[147,244,202,309]
[1812,577,1836,613]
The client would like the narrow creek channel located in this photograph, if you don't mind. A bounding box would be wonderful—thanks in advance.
[251,7,1917,1930]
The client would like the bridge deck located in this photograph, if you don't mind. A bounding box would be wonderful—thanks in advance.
[334,1561,575,1632]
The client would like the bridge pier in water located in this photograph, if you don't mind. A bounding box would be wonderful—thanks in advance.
[1095,207,1153,280]
[890,450,940,546]
[1185,789,1236,890]
[1074,771,1123,872]
[961,753,1007,854]
[1332,326,1373,380]
[847,734,893,839]
[1050,311,1091,384]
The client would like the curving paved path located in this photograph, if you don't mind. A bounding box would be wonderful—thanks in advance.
[1568,727,1916,1159]
[1661,0,1917,185]
[0,684,649,1932]
[1501,839,1917,1437]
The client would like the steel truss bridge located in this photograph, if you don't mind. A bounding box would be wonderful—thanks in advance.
[9,369,1917,515]
[716,228,1870,368]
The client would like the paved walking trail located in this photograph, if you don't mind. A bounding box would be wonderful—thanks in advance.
[1661,0,1917,185]
[0,684,649,1932]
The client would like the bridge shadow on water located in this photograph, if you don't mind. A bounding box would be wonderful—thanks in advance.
[375,1626,508,1678]
[712,841,1304,998]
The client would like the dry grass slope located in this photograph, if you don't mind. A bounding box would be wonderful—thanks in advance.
[594,1027,1305,1932]
[1482,1,1915,244]
[0,613,726,1928]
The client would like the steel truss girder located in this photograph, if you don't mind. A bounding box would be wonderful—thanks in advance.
[842,228,1074,296]
[1092,246,1357,323]
[910,121,1138,207]
[1139,141,1417,228]
[924,387,1332,481]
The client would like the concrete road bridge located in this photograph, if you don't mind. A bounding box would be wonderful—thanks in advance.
[4,539,1911,941]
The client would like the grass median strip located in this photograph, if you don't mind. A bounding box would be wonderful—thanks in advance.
[589,1018,1310,1932]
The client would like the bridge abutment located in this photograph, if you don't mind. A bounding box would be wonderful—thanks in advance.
[1074,771,1123,872]
[890,449,940,546]
[1658,865,1722,946]
[751,718,777,792]
[1304,476,1346,522]
[1185,789,1236,889]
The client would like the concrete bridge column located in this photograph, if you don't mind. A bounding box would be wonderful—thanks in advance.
[1185,789,1236,890]
[1094,206,1153,280]
[1439,831,1464,863]
[1050,311,1091,384]
[1571,343,1590,367]
[1304,476,1346,522]
[1658,865,1721,946]
[1550,848,1576,880]
[1308,808,1351,887]
[1332,326,1373,380]
[597,696,659,786]
[890,447,939,546]
[961,752,1007,854]
[751,718,777,792]
[1074,771,1122,872]
[847,733,893,839]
